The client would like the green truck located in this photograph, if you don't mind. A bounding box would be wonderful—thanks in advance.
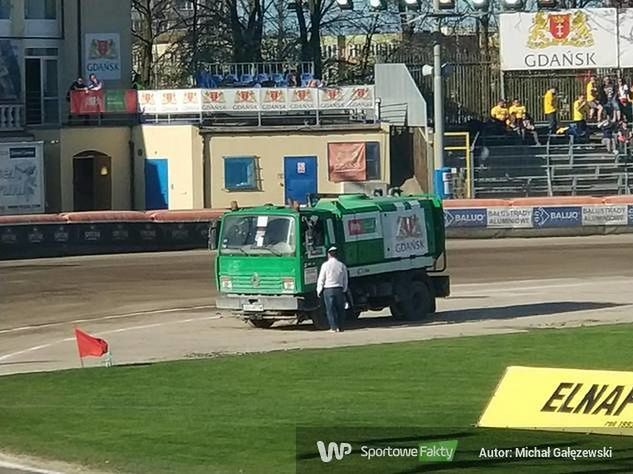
[212,193,450,329]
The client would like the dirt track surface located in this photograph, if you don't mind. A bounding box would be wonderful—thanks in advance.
[1,235,632,376]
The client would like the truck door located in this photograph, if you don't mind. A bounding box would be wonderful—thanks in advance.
[300,215,329,289]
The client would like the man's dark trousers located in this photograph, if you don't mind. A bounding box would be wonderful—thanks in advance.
[546,112,557,135]
[323,287,345,330]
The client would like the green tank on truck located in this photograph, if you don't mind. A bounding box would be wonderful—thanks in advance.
[212,193,450,329]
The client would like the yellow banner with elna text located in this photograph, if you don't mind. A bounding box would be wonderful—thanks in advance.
[478,366,633,436]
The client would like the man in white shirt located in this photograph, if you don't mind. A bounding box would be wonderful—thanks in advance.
[316,246,348,332]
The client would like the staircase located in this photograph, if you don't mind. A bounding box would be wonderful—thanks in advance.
[473,134,632,198]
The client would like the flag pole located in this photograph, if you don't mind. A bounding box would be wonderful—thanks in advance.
[75,328,85,368]
[104,351,112,368]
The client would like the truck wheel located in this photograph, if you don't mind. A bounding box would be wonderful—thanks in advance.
[346,308,361,322]
[247,319,275,329]
[389,303,406,320]
[310,308,330,330]
[393,281,432,321]
[408,280,433,320]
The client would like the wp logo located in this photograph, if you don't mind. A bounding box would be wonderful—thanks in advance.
[316,441,352,462]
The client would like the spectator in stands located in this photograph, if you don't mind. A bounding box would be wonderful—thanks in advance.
[544,87,558,135]
[87,73,103,91]
[508,98,526,121]
[617,77,631,122]
[617,120,630,154]
[585,75,601,121]
[572,94,588,134]
[490,100,509,125]
[287,70,300,87]
[522,113,541,145]
[598,118,617,152]
[67,77,87,99]
[599,76,618,121]
[132,73,143,90]
[66,77,87,122]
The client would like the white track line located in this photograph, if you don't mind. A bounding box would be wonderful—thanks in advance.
[0,315,221,363]
[0,459,62,474]
[0,305,217,335]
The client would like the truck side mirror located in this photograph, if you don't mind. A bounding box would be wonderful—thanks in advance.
[208,220,219,251]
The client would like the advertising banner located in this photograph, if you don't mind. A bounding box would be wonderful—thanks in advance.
[499,9,618,70]
[201,89,230,112]
[342,212,382,242]
[260,88,288,111]
[104,90,138,113]
[0,142,45,215]
[533,206,582,228]
[479,366,633,436]
[85,33,122,80]
[157,90,180,113]
[137,86,374,114]
[582,205,628,226]
[319,86,375,110]
[176,89,202,113]
[138,90,158,114]
[382,208,429,258]
[230,89,260,111]
[444,208,488,228]
[70,90,137,114]
[486,207,533,228]
[288,88,318,110]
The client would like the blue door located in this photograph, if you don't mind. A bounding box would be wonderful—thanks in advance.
[145,159,169,210]
[284,156,317,205]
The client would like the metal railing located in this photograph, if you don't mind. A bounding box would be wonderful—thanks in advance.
[202,62,315,78]
[0,104,24,131]
[444,131,472,198]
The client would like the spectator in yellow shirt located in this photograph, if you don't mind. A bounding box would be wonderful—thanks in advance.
[544,87,558,135]
[508,98,526,120]
[490,100,509,124]
[572,94,588,136]
[585,76,601,121]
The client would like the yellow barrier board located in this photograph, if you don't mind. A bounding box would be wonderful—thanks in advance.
[478,366,633,436]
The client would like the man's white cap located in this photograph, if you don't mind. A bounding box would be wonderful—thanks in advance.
[328,246,337,252]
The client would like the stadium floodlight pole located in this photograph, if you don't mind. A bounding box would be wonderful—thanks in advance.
[432,0,445,173]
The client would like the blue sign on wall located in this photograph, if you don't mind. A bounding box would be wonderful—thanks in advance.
[628,205,633,226]
[533,206,582,228]
[444,208,487,228]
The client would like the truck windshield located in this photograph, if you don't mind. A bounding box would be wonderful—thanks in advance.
[220,215,296,256]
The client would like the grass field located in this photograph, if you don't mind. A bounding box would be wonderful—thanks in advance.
[1,324,633,473]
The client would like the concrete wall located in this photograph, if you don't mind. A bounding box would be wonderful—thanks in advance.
[59,126,132,211]
[30,129,62,213]
[207,126,390,209]
[132,125,204,211]
[60,0,132,117]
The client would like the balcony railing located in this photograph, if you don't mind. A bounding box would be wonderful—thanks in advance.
[0,104,24,131]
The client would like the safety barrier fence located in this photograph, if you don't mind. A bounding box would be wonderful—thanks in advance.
[443,196,633,231]
[0,210,223,260]
[1,197,633,260]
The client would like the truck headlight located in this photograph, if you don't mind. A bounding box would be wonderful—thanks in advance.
[282,277,295,291]
[220,276,232,290]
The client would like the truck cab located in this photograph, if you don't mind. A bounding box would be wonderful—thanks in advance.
[214,195,449,329]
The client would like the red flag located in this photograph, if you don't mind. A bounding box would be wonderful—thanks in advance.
[74,328,109,358]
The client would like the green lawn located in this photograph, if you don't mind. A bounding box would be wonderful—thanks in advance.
[1,325,633,473]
